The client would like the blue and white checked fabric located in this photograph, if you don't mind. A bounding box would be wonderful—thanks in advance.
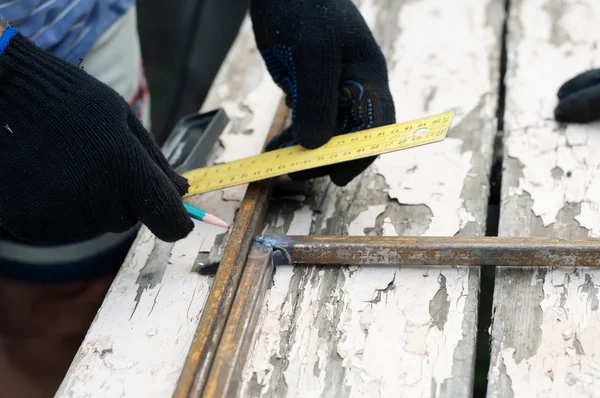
[0,0,134,64]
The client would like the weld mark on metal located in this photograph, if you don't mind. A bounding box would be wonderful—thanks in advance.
[255,234,281,248]
[255,234,293,266]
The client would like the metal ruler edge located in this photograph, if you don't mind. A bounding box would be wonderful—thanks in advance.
[182,109,456,197]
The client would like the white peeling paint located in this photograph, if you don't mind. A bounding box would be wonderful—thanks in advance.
[381,217,397,236]
[503,0,600,230]
[241,205,314,397]
[214,75,282,164]
[373,0,493,237]
[221,185,250,203]
[336,210,469,397]
[288,205,314,234]
[506,122,600,231]
[386,0,495,128]
[240,0,496,396]
[338,267,470,398]
[375,137,474,237]
[490,1,600,397]
[321,197,338,230]
[280,267,332,396]
[347,205,386,235]
[57,222,215,397]
[504,0,600,130]
[497,270,600,396]
[58,15,283,398]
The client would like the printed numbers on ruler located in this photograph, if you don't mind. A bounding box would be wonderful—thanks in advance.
[183,110,455,196]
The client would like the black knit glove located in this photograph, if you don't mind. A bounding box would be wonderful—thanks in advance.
[0,27,193,243]
[250,0,396,187]
[555,69,600,123]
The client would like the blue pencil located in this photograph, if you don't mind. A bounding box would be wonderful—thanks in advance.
[183,202,229,229]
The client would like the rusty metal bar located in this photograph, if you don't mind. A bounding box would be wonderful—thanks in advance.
[173,101,289,398]
[195,235,600,398]
[259,235,600,267]
[202,244,274,398]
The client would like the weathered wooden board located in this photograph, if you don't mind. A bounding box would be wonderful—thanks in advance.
[238,0,504,397]
[55,17,284,398]
[488,1,600,397]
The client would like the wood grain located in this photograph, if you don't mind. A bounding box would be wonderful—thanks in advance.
[488,1,600,397]
[237,0,504,397]
[55,17,283,398]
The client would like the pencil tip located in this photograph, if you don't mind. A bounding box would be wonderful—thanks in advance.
[202,214,230,229]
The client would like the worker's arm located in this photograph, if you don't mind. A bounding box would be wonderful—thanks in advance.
[250,0,396,187]
[555,69,600,123]
[0,22,193,243]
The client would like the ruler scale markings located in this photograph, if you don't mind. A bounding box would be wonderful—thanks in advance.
[187,114,451,177]
[182,110,456,196]
[195,130,441,182]
[197,123,448,178]
[198,130,445,176]
[185,115,452,193]
[189,129,448,189]
[198,132,444,184]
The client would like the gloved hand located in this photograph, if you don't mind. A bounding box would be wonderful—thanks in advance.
[0,27,193,243]
[555,69,600,123]
[250,0,396,187]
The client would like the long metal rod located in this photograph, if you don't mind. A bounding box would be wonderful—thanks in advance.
[173,102,289,398]
[202,244,274,398]
[197,235,600,398]
[260,235,600,267]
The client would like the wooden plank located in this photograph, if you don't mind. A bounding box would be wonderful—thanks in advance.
[55,16,283,398]
[488,1,600,396]
[235,0,504,397]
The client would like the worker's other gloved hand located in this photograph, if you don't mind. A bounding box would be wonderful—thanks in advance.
[250,0,396,187]
[0,27,193,243]
[555,69,600,123]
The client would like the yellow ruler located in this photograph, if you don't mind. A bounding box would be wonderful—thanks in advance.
[182,110,456,197]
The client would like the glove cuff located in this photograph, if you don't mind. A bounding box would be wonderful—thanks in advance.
[0,27,90,89]
[0,28,65,67]
[0,26,17,56]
